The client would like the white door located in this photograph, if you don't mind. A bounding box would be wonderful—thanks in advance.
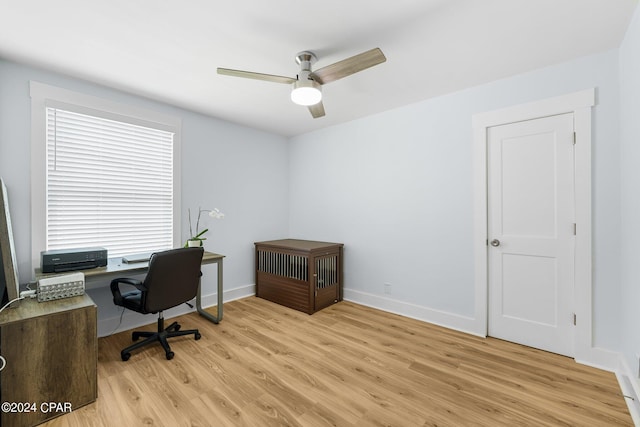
[487,113,575,357]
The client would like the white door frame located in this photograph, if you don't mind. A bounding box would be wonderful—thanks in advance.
[472,89,598,364]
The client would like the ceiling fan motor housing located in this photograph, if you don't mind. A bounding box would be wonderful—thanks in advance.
[295,51,319,83]
[295,51,317,70]
[292,51,322,105]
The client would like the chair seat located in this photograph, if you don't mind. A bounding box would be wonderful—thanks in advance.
[120,290,144,312]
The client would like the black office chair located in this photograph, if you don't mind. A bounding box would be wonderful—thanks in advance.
[110,247,204,361]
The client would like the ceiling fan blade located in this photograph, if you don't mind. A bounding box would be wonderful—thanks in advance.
[217,68,296,84]
[308,101,325,118]
[310,48,386,85]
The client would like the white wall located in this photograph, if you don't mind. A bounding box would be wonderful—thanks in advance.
[0,59,289,334]
[289,49,622,354]
[620,4,640,384]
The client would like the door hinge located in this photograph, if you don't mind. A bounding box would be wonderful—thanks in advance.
[573,132,577,145]
[573,313,577,325]
[573,223,577,235]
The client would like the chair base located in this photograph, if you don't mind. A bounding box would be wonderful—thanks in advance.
[121,314,201,361]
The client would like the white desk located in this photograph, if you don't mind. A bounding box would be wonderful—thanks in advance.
[35,251,225,324]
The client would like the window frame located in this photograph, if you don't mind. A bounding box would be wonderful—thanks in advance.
[30,81,182,268]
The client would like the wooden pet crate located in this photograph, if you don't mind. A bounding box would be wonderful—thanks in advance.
[255,239,344,314]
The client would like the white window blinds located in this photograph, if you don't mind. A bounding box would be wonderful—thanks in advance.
[46,107,174,258]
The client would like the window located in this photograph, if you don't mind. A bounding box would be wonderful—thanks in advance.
[46,108,174,257]
[31,82,181,264]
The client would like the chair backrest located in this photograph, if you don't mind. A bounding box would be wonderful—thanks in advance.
[142,247,204,313]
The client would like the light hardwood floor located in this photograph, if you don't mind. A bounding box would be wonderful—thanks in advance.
[42,297,632,426]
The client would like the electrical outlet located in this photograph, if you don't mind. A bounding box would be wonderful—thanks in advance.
[384,282,392,294]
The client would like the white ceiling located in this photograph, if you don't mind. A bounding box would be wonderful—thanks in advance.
[0,0,637,137]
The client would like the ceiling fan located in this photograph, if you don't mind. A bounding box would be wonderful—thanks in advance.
[217,48,386,118]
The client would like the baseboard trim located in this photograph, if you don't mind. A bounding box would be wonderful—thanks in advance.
[97,283,255,337]
[343,288,483,337]
[617,355,640,426]
[575,346,620,372]
[197,283,256,308]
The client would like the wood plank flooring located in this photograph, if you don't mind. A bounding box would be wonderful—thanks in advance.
[41,297,632,426]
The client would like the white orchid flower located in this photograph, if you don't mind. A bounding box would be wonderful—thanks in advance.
[208,208,225,219]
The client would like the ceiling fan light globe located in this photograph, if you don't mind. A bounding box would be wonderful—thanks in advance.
[291,80,322,106]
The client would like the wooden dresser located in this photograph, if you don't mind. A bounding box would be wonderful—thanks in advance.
[0,294,97,427]
[255,239,343,314]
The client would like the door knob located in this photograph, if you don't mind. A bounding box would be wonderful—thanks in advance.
[490,239,500,247]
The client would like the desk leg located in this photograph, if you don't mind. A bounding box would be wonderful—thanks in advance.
[196,259,223,324]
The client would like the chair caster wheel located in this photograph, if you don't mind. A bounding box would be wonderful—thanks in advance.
[166,351,175,360]
[174,324,181,332]
[121,352,131,361]
[195,332,202,340]
[132,333,141,341]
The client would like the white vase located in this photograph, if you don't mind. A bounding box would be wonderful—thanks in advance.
[187,240,202,247]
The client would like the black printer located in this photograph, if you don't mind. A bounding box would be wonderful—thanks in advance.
[40,247,108,273]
